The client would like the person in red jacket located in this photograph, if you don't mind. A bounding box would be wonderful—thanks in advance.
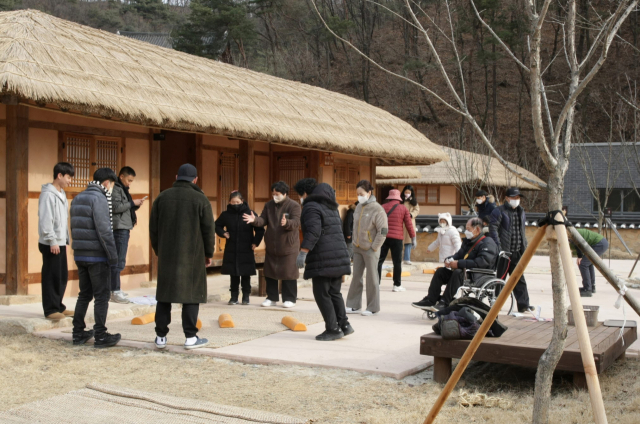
[377,189,416,291]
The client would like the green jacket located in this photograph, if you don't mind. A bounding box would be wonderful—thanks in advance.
[572,228,605,258]
[150,180,215,304]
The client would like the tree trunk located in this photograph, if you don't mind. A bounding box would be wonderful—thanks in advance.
[532,170,569,424]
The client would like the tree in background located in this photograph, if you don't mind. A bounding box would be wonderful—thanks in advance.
[173,0,256,66]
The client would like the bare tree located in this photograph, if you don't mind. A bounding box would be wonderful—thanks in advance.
[443,133,496,213]
[311,0,639,421]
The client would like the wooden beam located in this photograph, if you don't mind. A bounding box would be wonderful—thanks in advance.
[239,140,255,206]
[370,157,377,189]
[29,120,148,140]
[6,105,29,295]
[149,130,161,282]
[195,134,203,189]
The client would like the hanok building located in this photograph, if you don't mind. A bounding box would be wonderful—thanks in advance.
[0,10,447,296]
[376,146,544,215]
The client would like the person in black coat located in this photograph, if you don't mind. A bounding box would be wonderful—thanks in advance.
[295,179,353,341]
[343,201,357,259]
[474,189,496,221]
[412,217,498,311]
[215,191,265,305]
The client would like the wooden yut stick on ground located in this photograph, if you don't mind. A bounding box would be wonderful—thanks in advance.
[567,226,640,317]
[423,224,548,424]
[555,217,608,424]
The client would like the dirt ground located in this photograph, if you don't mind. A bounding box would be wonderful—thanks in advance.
[0,334,638,423]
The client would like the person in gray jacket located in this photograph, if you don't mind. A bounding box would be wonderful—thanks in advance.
[70,168,120,348]
[110,166,145,303]
[38,162,75,320]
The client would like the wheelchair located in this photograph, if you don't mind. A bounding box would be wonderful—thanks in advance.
[424,251,515,320]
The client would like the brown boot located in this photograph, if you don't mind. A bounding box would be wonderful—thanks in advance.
[62,310,74,317]
[46,312,66,321]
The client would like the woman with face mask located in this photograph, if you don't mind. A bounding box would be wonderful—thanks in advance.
[426,213,462,263]
[345,180,388,316]
[215,191,265,305]
[401,185,420,265]
[243,181,301,308]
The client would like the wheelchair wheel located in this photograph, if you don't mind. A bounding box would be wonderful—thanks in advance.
[478,278,515,315]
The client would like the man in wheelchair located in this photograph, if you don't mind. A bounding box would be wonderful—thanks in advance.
[412,218,498,312]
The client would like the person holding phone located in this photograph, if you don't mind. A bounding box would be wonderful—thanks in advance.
[215,191,265,305]
[110,166,145,303]
[243,181,301,308]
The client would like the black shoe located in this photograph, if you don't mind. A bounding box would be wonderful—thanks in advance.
[412,297,437,311]
[579,288,593,297]
[518,305,536,313]
[242,293,250,305]
[315,328,344,341]
[341,323,354,336]
[228,292,239,305]
[94,332,121,348]
[72,330,94,346]
[434,301,446,311]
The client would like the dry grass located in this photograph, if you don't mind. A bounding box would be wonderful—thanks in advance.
[0,334,638,423]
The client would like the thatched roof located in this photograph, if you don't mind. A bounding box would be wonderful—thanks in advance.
[375,166,422,179]
[0,10,448,165]
[377,147,544,190]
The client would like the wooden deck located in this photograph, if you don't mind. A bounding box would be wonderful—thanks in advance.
[420,315,637,387]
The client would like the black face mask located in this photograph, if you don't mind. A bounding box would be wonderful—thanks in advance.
[229,203,243,211]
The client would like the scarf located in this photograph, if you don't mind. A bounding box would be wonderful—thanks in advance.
[89,181,113,229]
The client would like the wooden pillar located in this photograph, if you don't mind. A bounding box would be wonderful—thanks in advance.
[370,157,377,188]
[6,104,29,295]
[195,134,203,189]
[239,140,255,206]
[149,130,161,281]
[308,151,320,181]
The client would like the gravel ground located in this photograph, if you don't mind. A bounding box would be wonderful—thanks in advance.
[1,334,638,423]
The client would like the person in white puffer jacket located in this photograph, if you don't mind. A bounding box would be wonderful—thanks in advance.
[427,213,462,263]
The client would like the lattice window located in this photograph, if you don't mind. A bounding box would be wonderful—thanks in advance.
[62,133,121,192]
[335,163,360,203]
[347,165,359,199]
[427,186,439,204]
[218,152,239,252]
[416,186,427,204]
[275,155,307,201]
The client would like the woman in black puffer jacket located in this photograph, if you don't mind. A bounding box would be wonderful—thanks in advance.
[215,191,265,305]
[295,179,353,341]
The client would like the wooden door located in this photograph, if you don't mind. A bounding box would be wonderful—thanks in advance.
[160,131,196,191]
[273,153,308,202]
[217,151,239,252]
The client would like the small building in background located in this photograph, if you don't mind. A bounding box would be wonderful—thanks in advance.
[376,146,544,215]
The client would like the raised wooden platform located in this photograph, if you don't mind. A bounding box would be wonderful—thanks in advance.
[420,315,637,388]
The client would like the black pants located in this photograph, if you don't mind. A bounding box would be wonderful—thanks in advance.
[73,261,110,338]
[426,267,465,306]
[110,229,130,292]
[155,302,200,338]
[377,238,404,286]
[230,275,251,294]
[39,243,69,317]
[312,276,348,331]
[498,251,530,309]
[265,277,297,302]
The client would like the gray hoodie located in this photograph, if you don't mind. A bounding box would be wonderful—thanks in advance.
[38,183,69,246]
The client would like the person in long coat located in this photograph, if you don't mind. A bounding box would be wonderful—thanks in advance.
[150,164,215,350]
[243,181,301,308]
[401,185,420,264]
[215,191,265,305]
[295,180,353,341]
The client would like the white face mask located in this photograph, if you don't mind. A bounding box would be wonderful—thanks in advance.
[464,230,475,239]
[300,198,304,205]
[476,198,484,205]
[273,195,284,203]
[357,195,369,204]
[404,193,411,199]
[509,199,520,208]
[439,222,448,228]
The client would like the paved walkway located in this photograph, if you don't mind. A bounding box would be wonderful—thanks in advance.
[7,255,640,379]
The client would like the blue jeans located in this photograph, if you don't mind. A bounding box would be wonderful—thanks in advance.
[111,229,130,292]
[403,243,413,261]
[579,238,609,291]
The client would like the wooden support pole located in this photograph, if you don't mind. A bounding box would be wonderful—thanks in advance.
[238,140,255,206]
[556,220,608,424]
[568,226,640,317]
[6,104,29,295]
[149,130,161,282]
[423,224,548,424]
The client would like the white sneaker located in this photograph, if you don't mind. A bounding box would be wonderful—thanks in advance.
[346,307,361,314]
[403,260,412,265]
[361,310,379,316]
[118,290,129,297]
[155,336,167,349]
[261,299,277,307]
[392,285,406,292]
[282,301,296,308]
[110,291,130,304]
